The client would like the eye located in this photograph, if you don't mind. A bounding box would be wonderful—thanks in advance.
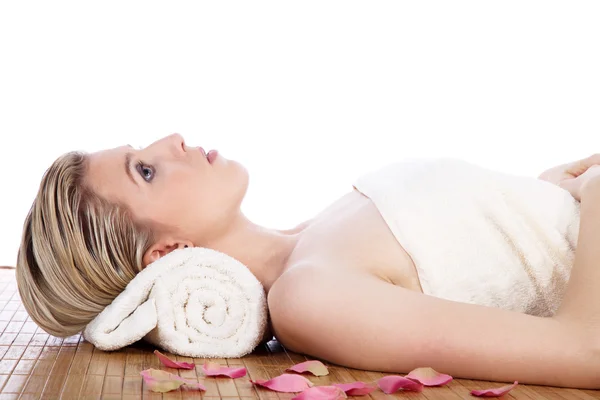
[136,161,155,182]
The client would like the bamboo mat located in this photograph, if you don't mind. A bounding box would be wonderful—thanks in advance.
[0,270,598,399]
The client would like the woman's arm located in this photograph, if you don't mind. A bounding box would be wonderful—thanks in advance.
[268,268,599,389]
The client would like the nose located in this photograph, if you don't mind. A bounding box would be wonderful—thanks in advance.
[168,133,186,151]
[144,133,187,158]
[153,132,186,153]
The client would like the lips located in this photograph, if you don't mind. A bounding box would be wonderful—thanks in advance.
[197,146,217,164]
[207,150,218,164]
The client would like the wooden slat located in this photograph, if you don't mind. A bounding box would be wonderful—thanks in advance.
[0,269,598,399]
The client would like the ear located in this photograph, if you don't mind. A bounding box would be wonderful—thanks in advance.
[142,239,194,268]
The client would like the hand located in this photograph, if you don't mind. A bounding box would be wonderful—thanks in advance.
[538,154,600,197]
[558,164,600,202]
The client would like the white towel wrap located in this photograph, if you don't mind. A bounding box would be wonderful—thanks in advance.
[352,158,580,316]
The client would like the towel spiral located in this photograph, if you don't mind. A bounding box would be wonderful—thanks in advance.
[84,247,269,358]
[144,248,269,357]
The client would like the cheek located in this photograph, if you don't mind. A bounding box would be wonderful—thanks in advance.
[158,164,245,224]
[168,173,215,216]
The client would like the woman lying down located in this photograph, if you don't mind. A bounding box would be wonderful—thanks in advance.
[16,133,600,389]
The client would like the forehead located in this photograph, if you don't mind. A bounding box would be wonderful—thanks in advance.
[86,145,131,202]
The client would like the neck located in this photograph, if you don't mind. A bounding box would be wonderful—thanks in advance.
[202,212,309,293]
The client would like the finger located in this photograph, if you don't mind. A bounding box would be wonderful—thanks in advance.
[581,153,600,168]
[567,154,600,176]
[559,175,579,191]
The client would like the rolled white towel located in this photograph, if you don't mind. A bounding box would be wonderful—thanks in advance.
[83,247,270,358]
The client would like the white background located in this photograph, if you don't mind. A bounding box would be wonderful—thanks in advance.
[1,1,599,266]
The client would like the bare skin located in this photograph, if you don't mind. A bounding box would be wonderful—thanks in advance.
[88,134,600,388]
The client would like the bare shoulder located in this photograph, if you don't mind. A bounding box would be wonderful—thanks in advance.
[283,189,423,291]
[267,265,376,354]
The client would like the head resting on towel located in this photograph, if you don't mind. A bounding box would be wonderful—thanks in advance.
[16,133,301,338]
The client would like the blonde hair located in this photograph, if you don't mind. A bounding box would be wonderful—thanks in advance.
[16,151,156,337]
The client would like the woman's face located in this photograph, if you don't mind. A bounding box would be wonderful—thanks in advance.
[86,133,249,252]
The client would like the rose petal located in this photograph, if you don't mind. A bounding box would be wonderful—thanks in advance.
[406,367,453,386]
[251,373,314,392]
[202,361,247,378]
[153,350,195,370]
[471,381,519,397]
[140,369,206,393]
[286,360,329,376]
[377,375,424,393]
[332,381,377,396]
[292,386,347,400]
[140,369,184,393]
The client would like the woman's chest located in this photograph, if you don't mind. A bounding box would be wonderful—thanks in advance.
[286,189,423,292]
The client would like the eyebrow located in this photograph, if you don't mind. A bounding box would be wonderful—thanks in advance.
[124,145,138,187]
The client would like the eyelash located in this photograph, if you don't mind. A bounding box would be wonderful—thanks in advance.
[136,160,155,182]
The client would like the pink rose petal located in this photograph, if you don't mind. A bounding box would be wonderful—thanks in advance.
[471,381,519,397]
[377,375,424,394]
[251,373,314,393]
[292,386,347,400]
[332,381,377,395]
[140,369,206,393]
[202,361,247,378]
[286,360,329,376]
[154,350,195,370]
[406,367,453,386]
[140,369,184,393]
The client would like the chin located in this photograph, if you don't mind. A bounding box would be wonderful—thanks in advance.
[224,159,249,200]
[238,164,250,195]
[230,159,249,181]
